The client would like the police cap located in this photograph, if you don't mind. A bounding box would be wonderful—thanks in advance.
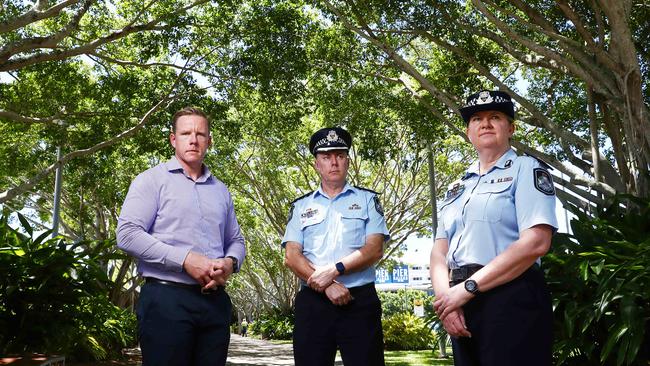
[459,90,515,124]
[309,127,352,155]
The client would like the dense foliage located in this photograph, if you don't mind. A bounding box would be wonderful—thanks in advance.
[382,312,435,351]
[0,212,137,361]
[546,196,650,365]
[248,308,294,340]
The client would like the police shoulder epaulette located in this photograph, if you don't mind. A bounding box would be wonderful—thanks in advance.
[354,185,379,195]
[290,191,314,205]
[524,152,553,170]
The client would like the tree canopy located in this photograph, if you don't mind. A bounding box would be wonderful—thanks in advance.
[315,0,649,211]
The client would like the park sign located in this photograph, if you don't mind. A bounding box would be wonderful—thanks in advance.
[376,265,409,284]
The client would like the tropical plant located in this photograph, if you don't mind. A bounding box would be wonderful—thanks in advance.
[545,195,650,365]
[382,312,435,350]
[0,212,136,361]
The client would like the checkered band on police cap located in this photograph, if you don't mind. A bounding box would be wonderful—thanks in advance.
[459,90,515,124]
[309,127,352,155]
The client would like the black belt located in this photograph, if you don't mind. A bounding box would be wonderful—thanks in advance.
[300,282,374,293]
[449,264,484,286]
[449,263,540,287]
[145,277,225,294]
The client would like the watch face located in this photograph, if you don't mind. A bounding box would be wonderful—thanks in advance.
[465,280,478,293]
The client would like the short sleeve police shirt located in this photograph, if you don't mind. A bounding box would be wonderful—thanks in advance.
[282,183,390,287]
[435,149,558,268]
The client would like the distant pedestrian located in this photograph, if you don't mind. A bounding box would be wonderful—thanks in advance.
[241,319,248,337]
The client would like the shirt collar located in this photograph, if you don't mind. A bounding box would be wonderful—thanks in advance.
[165,156,212,183]
[464,148,517,178]
[315,181,355,199]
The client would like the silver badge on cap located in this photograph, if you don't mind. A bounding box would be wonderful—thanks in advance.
[477,91,493,105]
[327,130,338,142]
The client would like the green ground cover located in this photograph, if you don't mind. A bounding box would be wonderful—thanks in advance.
[385,349,454,366]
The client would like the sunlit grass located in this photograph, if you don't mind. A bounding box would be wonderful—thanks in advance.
[384,349,454,366]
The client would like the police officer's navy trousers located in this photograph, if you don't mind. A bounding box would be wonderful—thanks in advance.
[451,267,553,366]
[137,281,232,366]
[293,283,384,366]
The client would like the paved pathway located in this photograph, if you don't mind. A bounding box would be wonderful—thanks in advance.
[115,334,343,366]
[227,335,343,366]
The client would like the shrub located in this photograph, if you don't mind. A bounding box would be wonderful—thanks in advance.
[0,212,137,361]
[378,289,434,318]
[546,195,650,365]
[382,312,435,350]
[248,308,293,340]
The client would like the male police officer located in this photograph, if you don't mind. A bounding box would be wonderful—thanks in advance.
[283,127,390,366]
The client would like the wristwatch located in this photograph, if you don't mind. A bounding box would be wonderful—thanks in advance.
[464,279,480,295]
[335,262,346,275]
[226,256,239,273]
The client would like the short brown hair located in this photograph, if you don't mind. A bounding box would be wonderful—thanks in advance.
[171,107,210,133]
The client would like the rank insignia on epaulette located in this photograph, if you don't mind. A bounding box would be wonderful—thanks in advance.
[504,159,512,168]
[349,203,361,210]
[301,208,319,219]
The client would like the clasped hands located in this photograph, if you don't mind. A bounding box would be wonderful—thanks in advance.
[307,264,353,306]
[432,283,473,338]
[183,251,234,290]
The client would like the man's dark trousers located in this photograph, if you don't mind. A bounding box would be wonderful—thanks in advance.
[293,283,384,366]
[137,281,232,366]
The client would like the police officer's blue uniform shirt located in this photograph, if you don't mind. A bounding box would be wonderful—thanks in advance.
[282,182,390,288]
[435,148,558,269]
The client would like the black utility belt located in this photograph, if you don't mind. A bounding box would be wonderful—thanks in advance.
[301,282,374,294]
[449,264,484,286]
[145,277,225,295]
[449,263,540,287]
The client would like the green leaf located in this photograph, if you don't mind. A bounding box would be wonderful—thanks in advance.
[600,324,627,363]
[16,212,33,237]
[591,259,605,275]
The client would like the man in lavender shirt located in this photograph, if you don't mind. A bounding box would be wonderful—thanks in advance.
[117,107,245,366]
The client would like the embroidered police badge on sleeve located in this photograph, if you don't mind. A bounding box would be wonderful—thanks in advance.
[534,168,555,196]
[286,204,295,224]
[373,196,385,216]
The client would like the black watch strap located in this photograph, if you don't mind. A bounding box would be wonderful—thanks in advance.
[227,256,239,273]
[335,262,345,275]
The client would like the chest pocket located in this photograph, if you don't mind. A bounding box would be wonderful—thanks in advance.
[300,213,325,231]
[341,210,368,249]
[438,195,462,234]
[466,180,513,223]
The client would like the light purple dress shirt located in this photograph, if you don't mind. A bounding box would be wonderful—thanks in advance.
[116,156,246,284]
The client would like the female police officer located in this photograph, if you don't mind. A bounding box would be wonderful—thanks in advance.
[430,90,558,366]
